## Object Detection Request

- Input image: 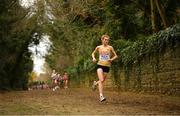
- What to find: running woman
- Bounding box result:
[63,72,69,89]
[91,34,118,102]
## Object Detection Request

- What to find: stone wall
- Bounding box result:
[109,46,180,96]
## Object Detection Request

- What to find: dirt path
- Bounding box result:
[0,88,180,115]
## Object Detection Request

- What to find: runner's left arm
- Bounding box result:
[109,46,118,62]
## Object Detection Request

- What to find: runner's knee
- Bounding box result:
[99,78,105,83]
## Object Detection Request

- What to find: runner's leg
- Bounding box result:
[97,68,105,97]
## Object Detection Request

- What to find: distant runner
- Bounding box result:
[51,70,60,91]
[91,34,118,102]
[63,72,69,89]
[51,69,57,87]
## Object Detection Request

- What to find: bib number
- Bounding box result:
[100,54,110,61]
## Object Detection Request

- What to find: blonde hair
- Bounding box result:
[101,34,110,40]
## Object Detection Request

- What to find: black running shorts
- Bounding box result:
[96,65,110,73]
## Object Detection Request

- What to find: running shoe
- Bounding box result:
[100,96,106,102]
[92,81,97,91]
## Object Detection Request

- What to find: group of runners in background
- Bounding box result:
[51,70,69,91]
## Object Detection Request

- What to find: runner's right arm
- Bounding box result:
[92,46,99,63]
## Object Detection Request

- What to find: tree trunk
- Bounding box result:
[150,0,158,33]
[154,0,168,28]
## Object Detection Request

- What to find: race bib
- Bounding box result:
[99,54,110,61]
